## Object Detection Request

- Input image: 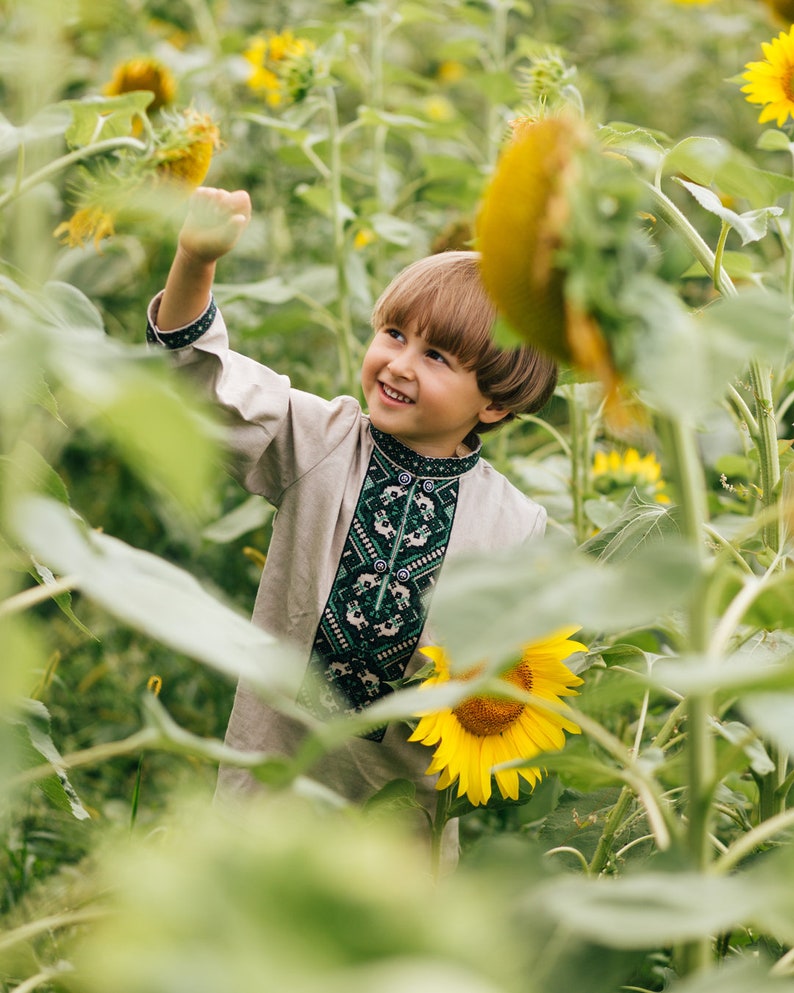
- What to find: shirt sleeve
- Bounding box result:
[144,292,363,505]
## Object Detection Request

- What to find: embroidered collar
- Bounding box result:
[369,424,480,479]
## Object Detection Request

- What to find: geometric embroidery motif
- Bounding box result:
[146,297,218,349]
[296,426,479,741]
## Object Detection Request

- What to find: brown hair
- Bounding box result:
[371,251,558,434]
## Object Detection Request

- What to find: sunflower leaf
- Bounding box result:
[675,178,782,245]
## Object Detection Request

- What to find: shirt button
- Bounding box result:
[398,471,412,486]
[396,568,410,582]
[422,479,435,493]
[374,558,388,573]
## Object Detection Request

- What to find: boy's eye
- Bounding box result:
[385,327,404,342]
[426,348,448,364]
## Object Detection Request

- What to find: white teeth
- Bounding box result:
[382,383,412,403]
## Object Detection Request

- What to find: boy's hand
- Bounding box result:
[178,187,252,264]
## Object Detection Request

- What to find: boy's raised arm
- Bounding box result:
[156,187,252,331]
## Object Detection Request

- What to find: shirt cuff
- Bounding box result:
[146,295,217,349]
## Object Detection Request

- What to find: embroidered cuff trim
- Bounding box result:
[146,297,217,349]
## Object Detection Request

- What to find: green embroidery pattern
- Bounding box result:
[297,427,478,741]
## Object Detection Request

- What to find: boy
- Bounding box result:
[146,187,558,813]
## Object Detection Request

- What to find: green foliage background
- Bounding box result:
[5,1,794,992]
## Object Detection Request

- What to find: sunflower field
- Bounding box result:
[7,0,794,990]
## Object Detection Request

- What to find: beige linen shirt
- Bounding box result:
[147,295,548,813]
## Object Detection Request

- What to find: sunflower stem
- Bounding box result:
[0,136,148,211]
[430,786,453,879]
[656,412,715,975]
[325,84,358,398]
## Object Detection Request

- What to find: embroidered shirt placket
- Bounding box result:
[297,428,479,740]
[373,475,417,613]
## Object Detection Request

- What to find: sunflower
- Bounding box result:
[592,448,671,504]
[409,628,586,807]
[243,29,317,106]
[103,56,176,112]
[152,109,221,190]
[54,204,116,250]
[742,28,794,128]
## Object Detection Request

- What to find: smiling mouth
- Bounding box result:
[380,382,414,404]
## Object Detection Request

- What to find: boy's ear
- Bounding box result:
[478,401,511,425]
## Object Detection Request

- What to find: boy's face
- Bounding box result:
[361,318,508,458]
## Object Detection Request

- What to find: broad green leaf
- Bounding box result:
[675,178,782,245]
[429,533,699,670]
[663,136,794,208]
[0,103,71,159]
[93,368,219,518]
[681,249,759,282]
[202,495,274,543]
[357,106,431,130]
[718,567,794,632]
[579,491,679,562]
[41,280,105,334]
[538,871,758,948]
[634,287,792,418]
[214,277,297,306]
[295,182,356,223]
[369,213,416,247]
[9,698,90,819]
[742,691,794,758]
[666,960,794,993]
[757,128,793,152]
[11,497,303,699]
[62,93,153,146]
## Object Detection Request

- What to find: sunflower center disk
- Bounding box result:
[452,662,532,737]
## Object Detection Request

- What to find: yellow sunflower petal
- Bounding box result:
[477,115,588,362]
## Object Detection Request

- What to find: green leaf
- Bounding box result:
[0,104,71,160]
[369,213,416,247]
[675,178,783,245]
[662,960,794,993]
[357,106,431,130]
[742,692,794,759]
[634,287,792,419]
[579,491,679,562]
[428,532,699,670]
[538,870,758,948]
[757,128,793,152]
[202,495,274,543]
[214,277,297,306]
[9,699,90,819]
[11,497,303,700]
[62,93,153,146]
[663,135,794,208]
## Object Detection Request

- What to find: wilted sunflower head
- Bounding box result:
[477,114,584,365]
[477,113,662,426]
[103,56,177,112]
[153,108,222,190]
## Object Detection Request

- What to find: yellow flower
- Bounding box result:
[742,28,794,128]
[424,95,455,123]
[592,448,671,504]
[103,56,176,112]
[54,204,116,250]
[437,60,465,84]
[243,30,317,106]
[477,115,584,364]
[353,228,377,250]
[409,629,586,807]
[153,109,221,189]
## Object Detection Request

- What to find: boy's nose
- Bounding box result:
[387,352,416,379]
